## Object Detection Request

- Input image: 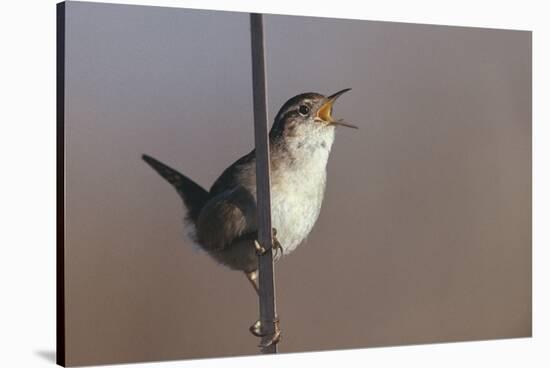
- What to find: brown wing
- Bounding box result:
[209,150,255,196]
[195,185,257,251]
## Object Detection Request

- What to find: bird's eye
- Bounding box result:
[298,105,310,116]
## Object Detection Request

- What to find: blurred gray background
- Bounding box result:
[63,1,531,365]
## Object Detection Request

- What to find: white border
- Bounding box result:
[0,1,547,367]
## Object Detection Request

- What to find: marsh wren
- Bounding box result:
[143,88,356,347]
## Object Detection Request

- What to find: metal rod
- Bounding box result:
[249,13,278,354]
[56,2,67,366]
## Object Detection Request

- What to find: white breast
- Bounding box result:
[269,127,334,256]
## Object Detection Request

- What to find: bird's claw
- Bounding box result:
[273,236,284,258]
[249,317,281,348]
[259,328,281,349]
[254,240,267,255]
[254,228,284,256]
[249,319,263,337]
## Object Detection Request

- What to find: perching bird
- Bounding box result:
[142,88,356,346]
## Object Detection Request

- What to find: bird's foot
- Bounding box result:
[273,231,284,258]
[249,317,281,348]
[249,319,263,337]
[254,228,284,257]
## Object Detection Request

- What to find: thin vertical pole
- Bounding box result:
[249,13,278,354]
[56,2,66,366]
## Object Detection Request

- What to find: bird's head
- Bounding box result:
[270,88,356,145]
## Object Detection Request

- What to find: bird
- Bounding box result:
[142,88,356,347]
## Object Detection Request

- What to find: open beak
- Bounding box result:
[316,88,358,129]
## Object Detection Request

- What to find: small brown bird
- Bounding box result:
[143,88,356,346]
